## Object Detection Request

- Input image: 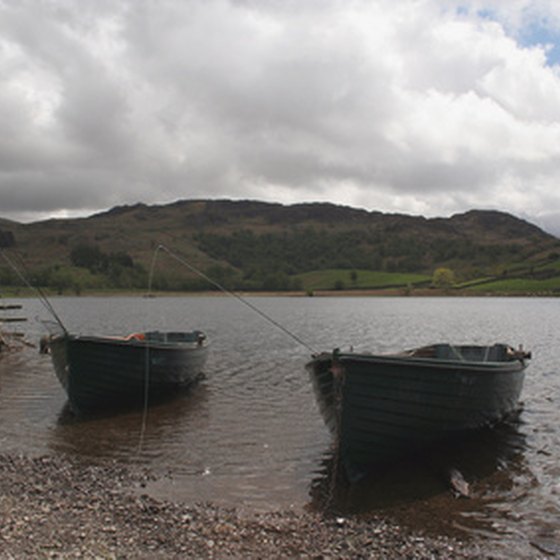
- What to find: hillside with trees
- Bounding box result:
[0,199,559,294]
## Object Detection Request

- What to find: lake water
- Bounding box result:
[1,295,559,557]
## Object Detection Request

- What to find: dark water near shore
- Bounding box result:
[1,296,559,556]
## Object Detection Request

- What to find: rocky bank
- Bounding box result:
[0,454,487,559]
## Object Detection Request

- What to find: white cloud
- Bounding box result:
[0,0,559,236]
[448,0,560,32]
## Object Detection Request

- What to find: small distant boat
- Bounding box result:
[306,343,531,479]
[48,330,209,413]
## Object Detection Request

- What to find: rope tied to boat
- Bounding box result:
[151,244,318,355]
[0,248,68,335]
[137,243,318,454]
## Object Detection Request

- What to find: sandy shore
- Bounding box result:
[0,454,487,559]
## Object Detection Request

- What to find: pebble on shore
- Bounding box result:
[0,454,482,559]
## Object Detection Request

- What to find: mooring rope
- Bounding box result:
[137,339,153,454]
[154,244,318,355]
[137,242,319,453]
[137,248,162,453]
[0,249,68,335]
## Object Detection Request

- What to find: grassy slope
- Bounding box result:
[467,276,560,292]
[2,200,560,294]
[297,269,431,291]
[297,259,560,294]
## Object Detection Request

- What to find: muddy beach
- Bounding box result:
[0,454,485,559]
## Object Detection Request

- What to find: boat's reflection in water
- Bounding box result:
[310,414,532,537]
[50,381,210,462]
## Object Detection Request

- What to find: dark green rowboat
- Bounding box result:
[306,343,530,479]
[49,330,209,413]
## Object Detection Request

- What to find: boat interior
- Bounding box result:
[404,343,529,362]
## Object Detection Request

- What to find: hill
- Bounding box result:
[0,199,559,293]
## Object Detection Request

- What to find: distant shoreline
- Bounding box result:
[2,287,559,298]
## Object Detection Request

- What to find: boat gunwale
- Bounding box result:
[309,351,527,373]
[52,332,209,351]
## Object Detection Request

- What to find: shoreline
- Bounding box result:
[0,453,482,559]
[2,287,559,298]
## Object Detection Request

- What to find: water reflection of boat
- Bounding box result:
[310,414,529,515]
[306,343,530,480]
[48,330,209,414]
[50,382,211,460]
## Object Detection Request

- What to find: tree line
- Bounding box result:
[194,228,523,277]
[0,227,541,294]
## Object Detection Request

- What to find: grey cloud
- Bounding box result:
[0,0,559,232]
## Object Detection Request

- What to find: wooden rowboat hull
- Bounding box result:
[306,343,529,478]
[49,331,209,413]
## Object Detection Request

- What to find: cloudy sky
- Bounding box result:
[1,0,560,235]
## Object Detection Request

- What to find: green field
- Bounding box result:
[467,277,560,293]
[297,263,560,294]
[296,269,431,291]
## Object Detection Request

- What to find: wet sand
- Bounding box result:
[0,454,485,559]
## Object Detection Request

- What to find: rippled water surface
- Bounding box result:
[1,296,559,556]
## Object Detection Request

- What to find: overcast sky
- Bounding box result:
[1,0,560,235]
